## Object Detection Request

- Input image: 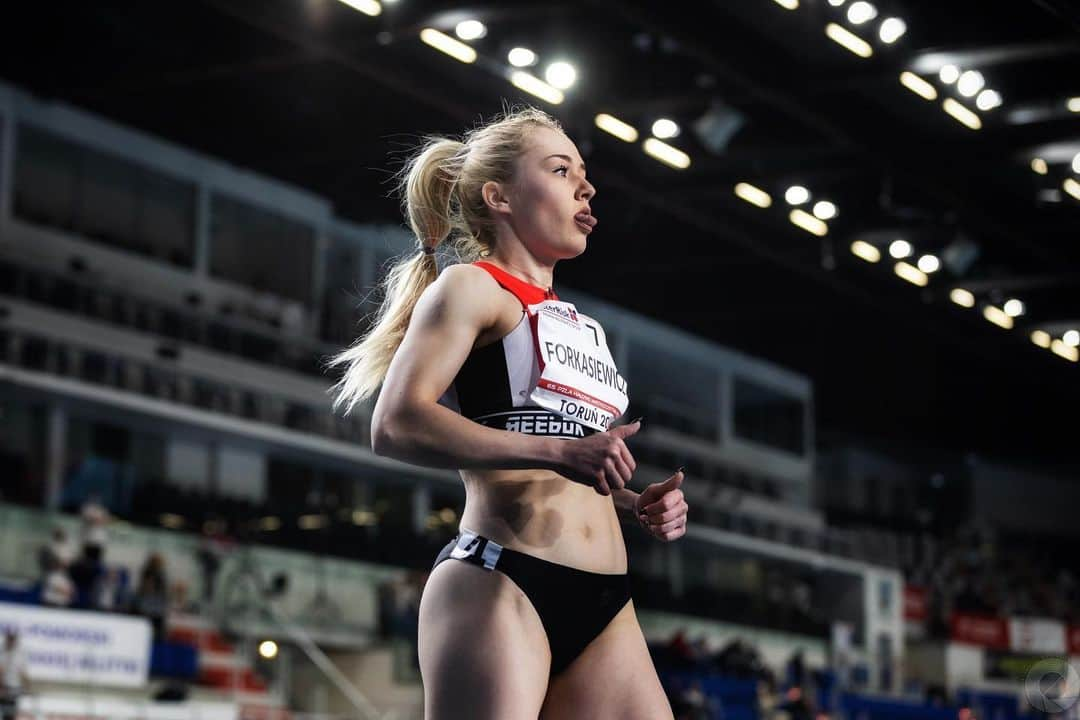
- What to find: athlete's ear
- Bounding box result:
[481,180,512,217]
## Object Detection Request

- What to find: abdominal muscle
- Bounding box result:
[457,467,628,575]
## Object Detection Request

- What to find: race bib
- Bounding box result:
[528,300,629,432]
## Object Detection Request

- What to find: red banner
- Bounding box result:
[904,585,928,622]
[1069,625,1080,655]
[950,613,1009,649]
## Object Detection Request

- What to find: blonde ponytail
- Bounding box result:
[328,107,563,415]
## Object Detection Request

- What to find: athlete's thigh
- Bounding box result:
[540,600,673,720]
[419,559,552,720]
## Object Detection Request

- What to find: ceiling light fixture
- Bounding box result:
[419,28,477,64]
[595,114,639,142]
[734,183,772,208]
[942,98,982,130]
[825,23,873,57]
[900,72,937,100]
[642,138,691,169]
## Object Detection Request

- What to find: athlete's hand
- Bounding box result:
[634,469,688,542]
[556,419,640,496]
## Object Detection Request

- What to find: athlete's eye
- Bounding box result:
[554,165,569,176]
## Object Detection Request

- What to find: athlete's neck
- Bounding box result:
[485,252,555,293]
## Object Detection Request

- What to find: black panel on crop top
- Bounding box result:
[437,262,595,439]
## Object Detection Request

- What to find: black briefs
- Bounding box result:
[433,529,632,676]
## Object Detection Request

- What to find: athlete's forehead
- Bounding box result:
[525,127,585,171]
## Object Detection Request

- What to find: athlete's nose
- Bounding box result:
[577,177,595,202]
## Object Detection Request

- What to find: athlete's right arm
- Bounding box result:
[369,264,634,494]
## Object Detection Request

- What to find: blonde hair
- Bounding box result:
[328,106,563,415]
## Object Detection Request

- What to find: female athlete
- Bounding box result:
[331,107,689,719]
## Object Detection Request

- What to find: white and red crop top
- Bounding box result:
[438,261,630,438]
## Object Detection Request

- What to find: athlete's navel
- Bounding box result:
[581,524,593,540]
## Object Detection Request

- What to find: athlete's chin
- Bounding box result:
[562,235,588,257]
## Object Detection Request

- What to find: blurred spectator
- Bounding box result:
[68,545,104,608]
[667,629,695,666]
[90,567,127,612]
[671,678,715,720]
[40,557,74,608]
[0,630,30,720]
[195,523,232,611]
[777,684,814,720]
[37,527,72,577]
[134,553,169,639]
[80,495,109,563]
[786,648,806,688]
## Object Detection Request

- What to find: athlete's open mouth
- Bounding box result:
[574,211,597,234]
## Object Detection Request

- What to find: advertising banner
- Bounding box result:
[1008,617,1066,655]
[0,602,151,687]
[950,613,1009,649]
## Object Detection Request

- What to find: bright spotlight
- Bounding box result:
[888,239,912,259]
[544,61,577,90]
[510,71,563,104]
[642,138,691,169]
[1052,339,1079,362]
[1073,152,1080,174]
[789,209,828,236]
[595,114,639,143]
[507,47,537,67]
[785,185,810,205]
[335,0,382,17]
[957,70,985,97]
[1003,298,1025,317]
[734,182,772,208]
[976,89,1002,111]
[917,254,940,273]
[847,1,878,24]
[454,20,486,41]
[943,98,982,130]
[1065,178,1080,201]
[826,23,873,57]
[1030,330,1051,348]
[983,306,1013,330]
[651,118,680,139]
[1067,97,1080,113]
[828,0,846,5]
[258,640,279,659]
[1064,329,1080,347]
[813,200,837,219]
[879,17,906,43]
[1030,157,1048,175]
[772,0,799,8]
[949,288,975,308]
[850,240,880,263]
[900,72,937,100]
[419,28,477,64]
[939,64,960,84]
[894,262,928,287]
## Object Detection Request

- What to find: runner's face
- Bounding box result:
[507,127,596,260]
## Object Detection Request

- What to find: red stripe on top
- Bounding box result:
[473,261,557,308]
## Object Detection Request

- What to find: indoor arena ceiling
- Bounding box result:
[3,0,1080,464]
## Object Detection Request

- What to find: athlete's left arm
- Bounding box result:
[612,488,641,525]
[618,470,688,542]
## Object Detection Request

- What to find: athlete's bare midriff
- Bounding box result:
[445,272,629,575]
[458,468,628,574]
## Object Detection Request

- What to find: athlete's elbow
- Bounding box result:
[370,415,400,457]
[370,403,418,458]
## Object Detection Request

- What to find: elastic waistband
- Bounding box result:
[446,528,627,579]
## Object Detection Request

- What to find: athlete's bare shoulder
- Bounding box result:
[413,262,504,331]
[432,262,502,297]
